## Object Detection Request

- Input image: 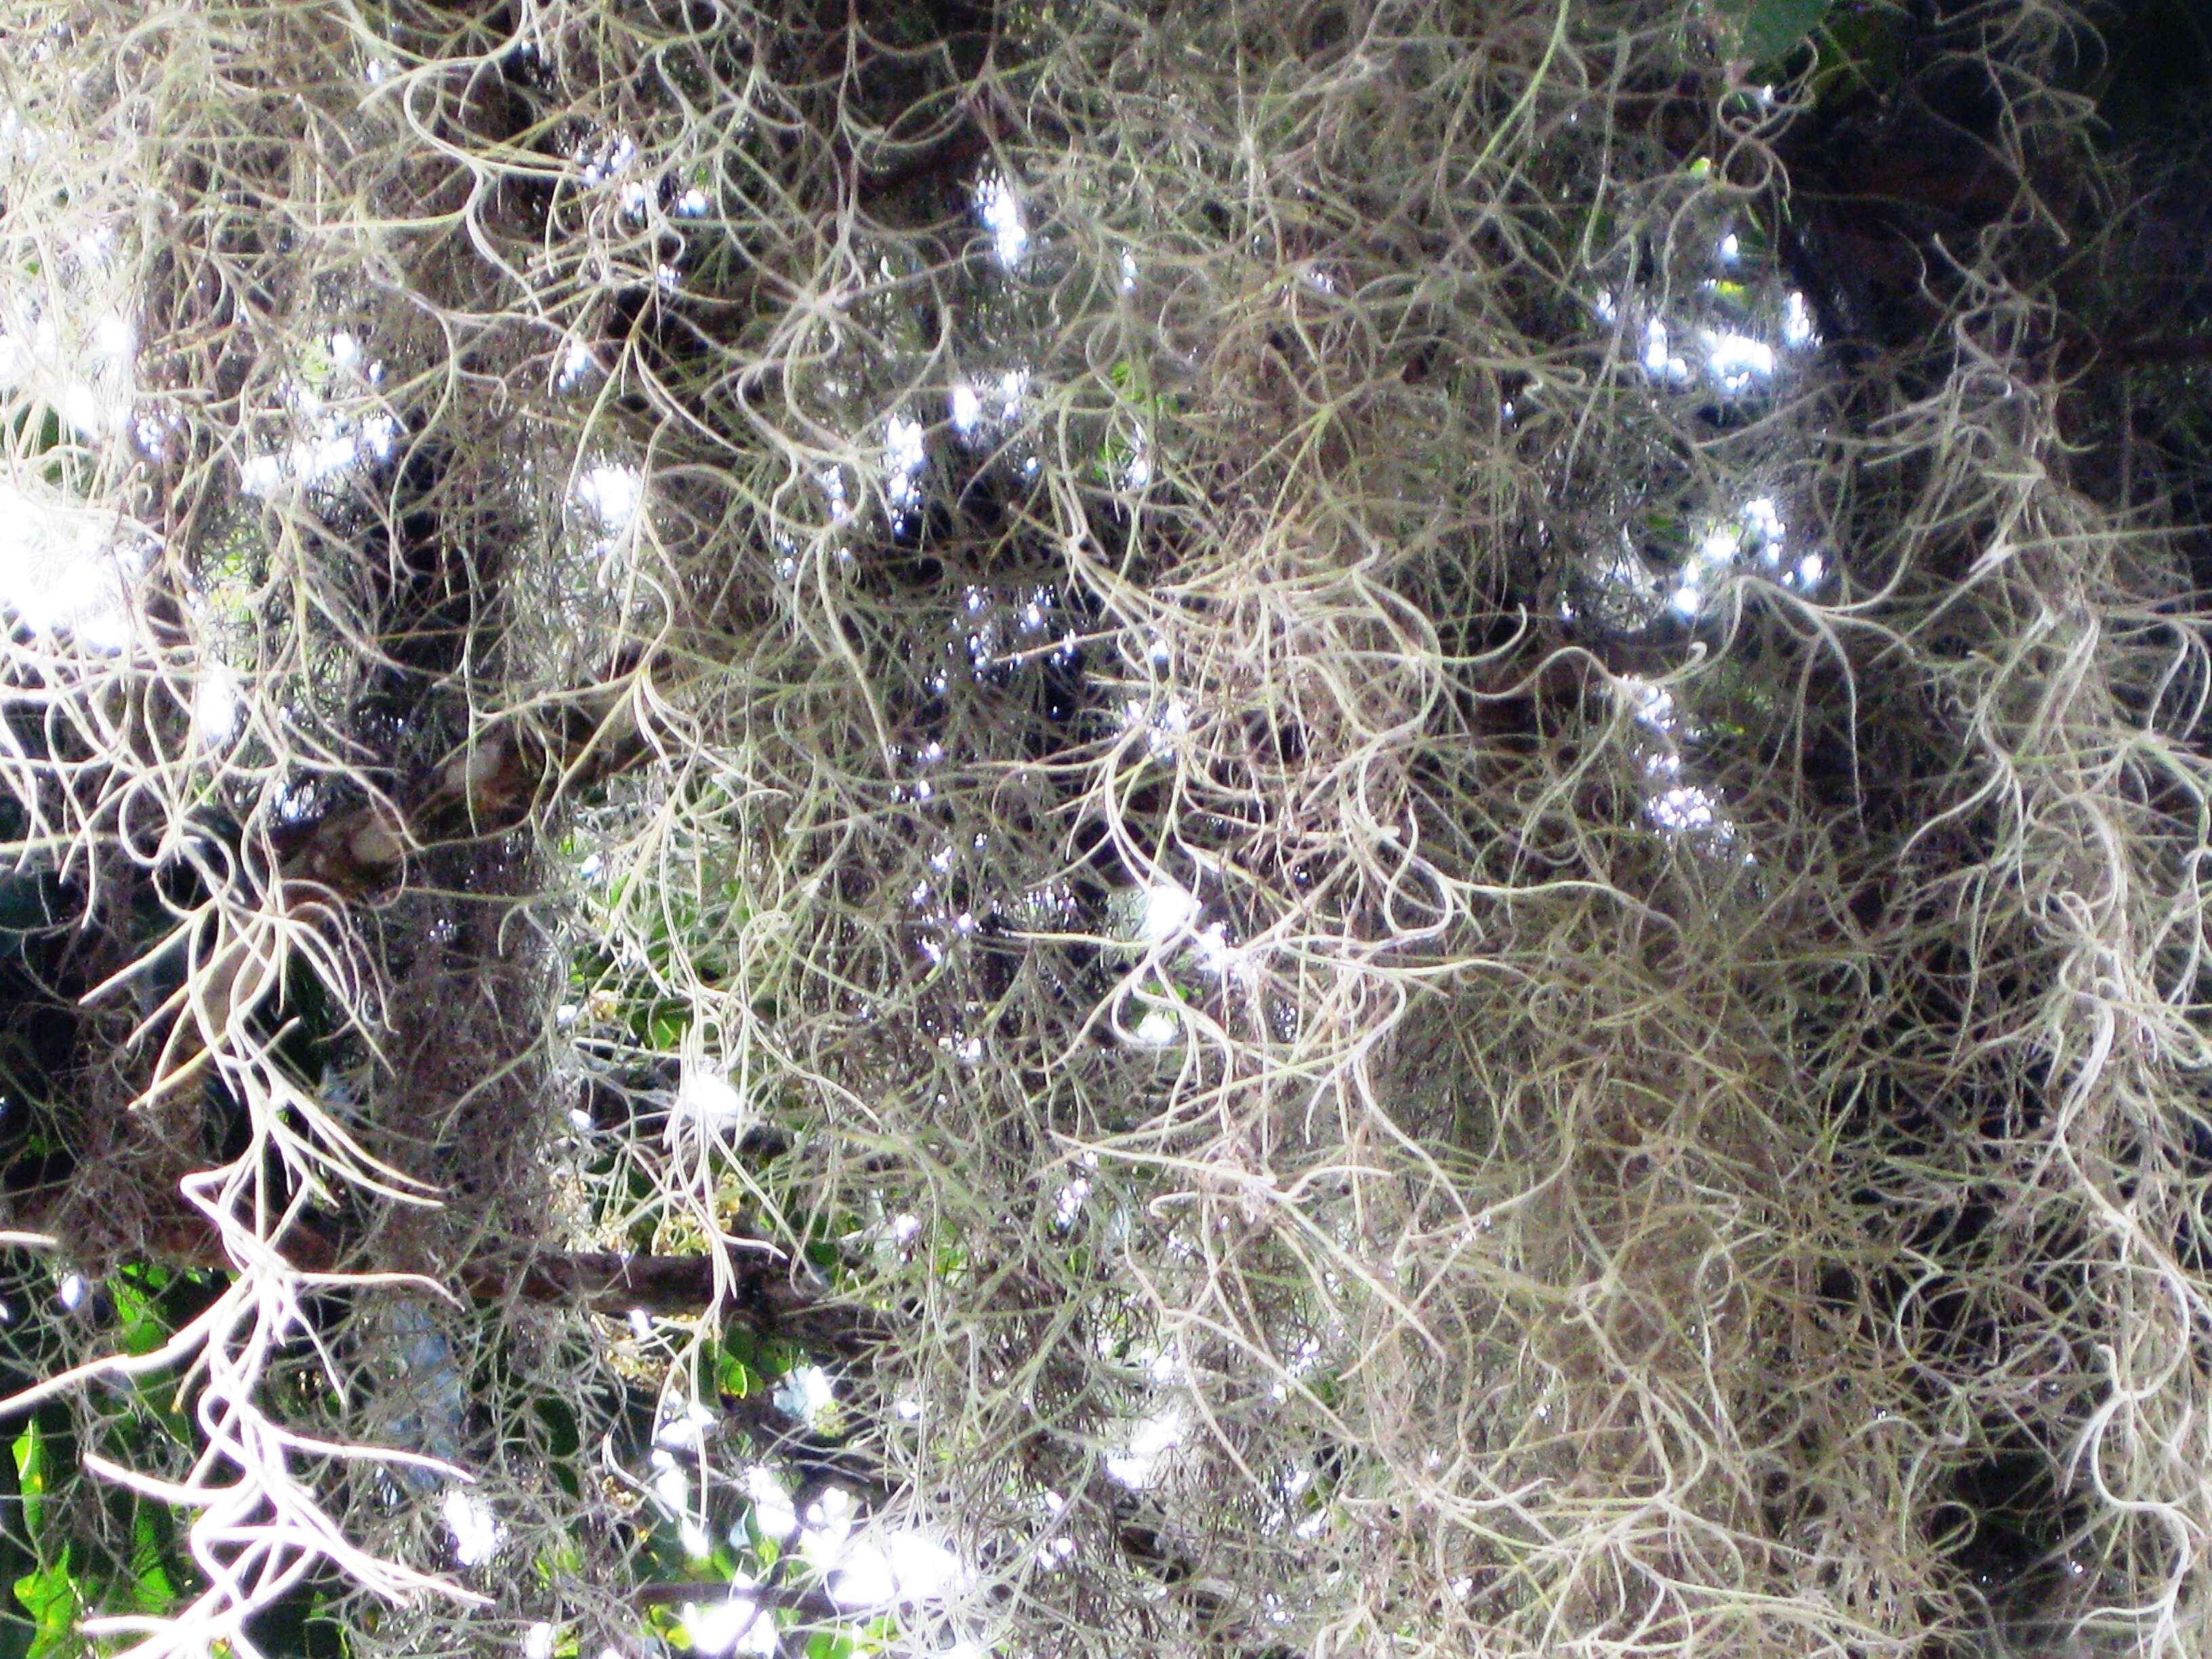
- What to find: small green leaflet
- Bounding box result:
[11,1559,77,1659]
[1712,0,1833,64]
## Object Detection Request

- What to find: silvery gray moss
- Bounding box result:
[0,3,2207,1657]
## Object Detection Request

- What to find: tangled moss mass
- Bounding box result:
[0,1,2210,1655]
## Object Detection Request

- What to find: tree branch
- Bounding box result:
[73,1202,892,1359]
[634,1581,850,1622]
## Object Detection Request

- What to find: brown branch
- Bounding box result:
[494,1249,890,1356]
[719,1388,894,1505]
[271,660,658,899]
[118,1204,889,1358]
[2093,331,2212,371]
[634,1581,851,1622]
[2049,318,2212,380]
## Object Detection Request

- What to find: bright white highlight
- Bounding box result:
[1108,1411,1184,1488]
[443,1489,503,1567]
[0,487,146,653]
[976,172,1029,268]
[239,410,402,497]
[1782,290,1816,347]
[676,1063,748,1130]
[885,413,927,507]
[192,665,244,750]
[575,464,642,531]
[681,1594,774,1658]
[1140,879,1201,943]
[797,1490,964,1610]
[1132,1006,1180,1046]
[1701,328,1776,392]
[776,1365,837,1425]
[747,1465,798,1538]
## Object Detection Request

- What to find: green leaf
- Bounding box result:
[108,1278,167,1359]
[717,1349,758,1399]
[0,1433,32,1659]
[125,1507,177,1614]
[10,1429,43,1546]
[533,1536,585,1589]
[12,1555,79,1659]
[1713,0,1832,64]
